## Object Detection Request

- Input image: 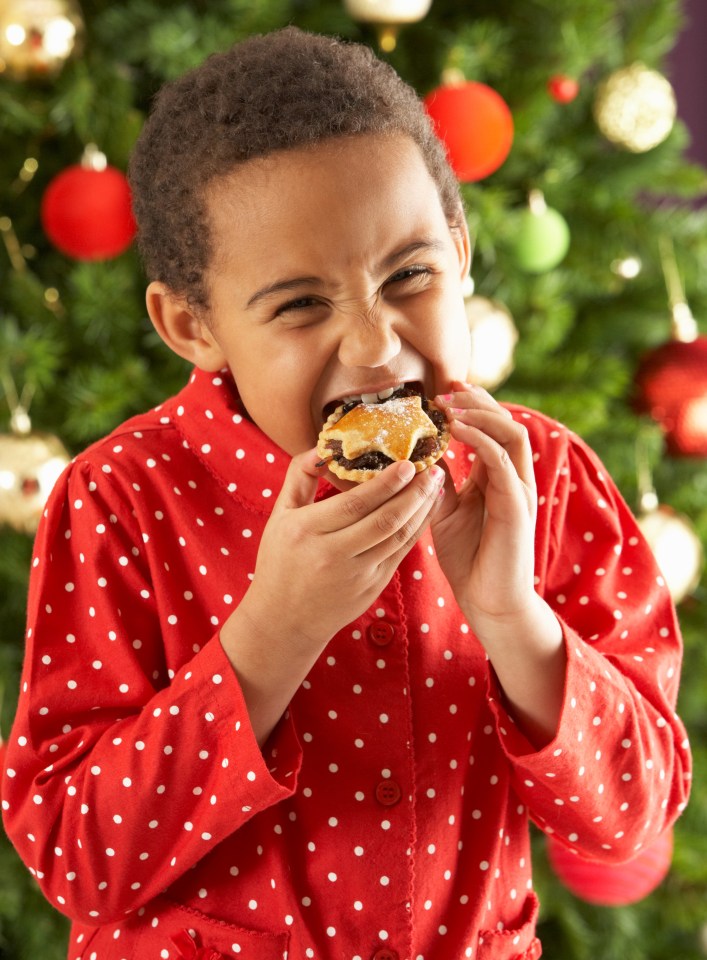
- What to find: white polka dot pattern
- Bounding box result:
[1,369,691,960]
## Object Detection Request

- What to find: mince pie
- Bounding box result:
[317,387,450,483]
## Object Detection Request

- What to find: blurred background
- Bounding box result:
[0,1,705,958]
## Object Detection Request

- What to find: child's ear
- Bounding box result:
[146,282,226,372]
[449,208,472,281]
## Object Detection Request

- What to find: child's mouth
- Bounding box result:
[321,381,424,424]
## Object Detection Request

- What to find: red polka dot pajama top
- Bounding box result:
[1,367,691,960]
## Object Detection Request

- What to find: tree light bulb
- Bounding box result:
[5,23,25,45]
[43,16,76,58]
[611,256,642,279]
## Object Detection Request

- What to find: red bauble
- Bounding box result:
[633,336,707,456]
[547,831,673,906]
[548,74,580,103]
[41,164,136,261]
[423,81,514,182]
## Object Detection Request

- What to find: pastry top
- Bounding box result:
[317,393,450,483]
[323,395,437,462]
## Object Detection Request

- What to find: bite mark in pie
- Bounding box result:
[317,389,450,482]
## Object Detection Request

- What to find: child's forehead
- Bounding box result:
[207,133,431,207]
[203,135,445,271]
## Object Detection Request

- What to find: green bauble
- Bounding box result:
[511,201,570,274]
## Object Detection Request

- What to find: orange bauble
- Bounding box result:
[423,80,514,182]
[547,831,674,906]
[41,164,136,261]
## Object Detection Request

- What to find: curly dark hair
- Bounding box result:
[128,26,462,312]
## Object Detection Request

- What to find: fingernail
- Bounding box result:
[429,465,444,483]
[438,393,454,403]
[398,460,416,482]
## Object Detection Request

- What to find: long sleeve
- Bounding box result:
[0,372,695,960]
[1,459,302,925]
[486,412,691,862]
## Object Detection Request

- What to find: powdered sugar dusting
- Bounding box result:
[326,395,437,462]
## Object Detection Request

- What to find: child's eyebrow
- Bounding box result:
[246,238,445,309]
[380,237,446,269]
[247,276,320,308]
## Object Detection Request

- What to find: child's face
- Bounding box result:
[200,133,472,457]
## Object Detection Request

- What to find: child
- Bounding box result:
[2,26,691,960]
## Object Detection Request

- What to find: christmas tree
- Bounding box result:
[1,1,705,958]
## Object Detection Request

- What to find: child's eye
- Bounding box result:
[387,265,432,285]
[273,296,329,329]
[276,296,320,315]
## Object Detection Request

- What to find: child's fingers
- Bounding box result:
[310,459,429,534]
[275,447,331,511]
[436,386,535,491]
[448,408,535,490]
[443,382,513,419]
[346,464,445,556]
[372,480,445,573]
[277,450,444,553]
[448,379,504,399]
[273,447,420,514]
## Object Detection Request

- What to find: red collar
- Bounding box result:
[159,366,469,513]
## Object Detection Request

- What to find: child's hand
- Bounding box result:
[431,382,539,641]
[249,448,445,647]
[222,449,444,744]
[431,382,567,747]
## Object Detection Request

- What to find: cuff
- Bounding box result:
[190,632,303,806]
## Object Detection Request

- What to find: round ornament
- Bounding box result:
[0,0,84,80]
[637,502,703,604]
[343,0,431,51]
[423,80,514,182]
[548,74,579,104]
[547,830,674,906]
[343,0,432,17]
[510,191,570,274]
[593,63,676,153]
[673,394,707,457]
[0,430,70,534]
[41,145,136,260]
[633,331,707,457]
[465,296,518,390]
[610,255,642,280]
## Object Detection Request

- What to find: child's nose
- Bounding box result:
[337,312,402,368]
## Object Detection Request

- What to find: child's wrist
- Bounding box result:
[465,594,563,655]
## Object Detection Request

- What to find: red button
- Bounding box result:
[372,950,398,960]
[375,780,402,806]
[368,621,395,646]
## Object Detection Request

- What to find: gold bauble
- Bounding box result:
[0,0,85,80]
[465,296,519,390]
[0,431,70,534]
[593,63,676,153]
[636,503,703,604]
[343,0,432,22]
[343,0,432,51]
